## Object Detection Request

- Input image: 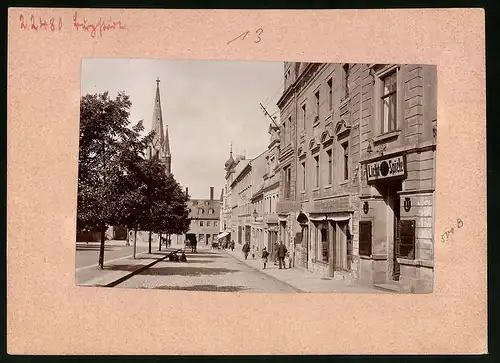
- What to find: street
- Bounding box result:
[116,247,297,292]
[76,241,150,269]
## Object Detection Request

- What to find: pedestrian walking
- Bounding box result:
[242,242,250,260]
[277,241,288,269]
[251,245,256,259]
[261,247,270,269]
[231,240,235,251]
[273,241,279,266]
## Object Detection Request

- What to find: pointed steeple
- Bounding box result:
[163,124,172,175]
[151,77,164,158]
[224,142,235,171]
[163,125,171,157]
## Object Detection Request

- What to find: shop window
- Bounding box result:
[359,221,372,256]
[314,222,329,263]
[381,70,398,134]
[320,226,329,263]
[397,220,416,259]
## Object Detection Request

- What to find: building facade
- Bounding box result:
[248,150,268,251]
[275,62,437,293]
[184,187,221,247]
[220,148,248,246]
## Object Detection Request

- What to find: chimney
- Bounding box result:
[210,186,214,201]
[185,187,189,199]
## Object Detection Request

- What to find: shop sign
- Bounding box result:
[276,200,301,214]
[310,197,351,213]
[366,154,406,183]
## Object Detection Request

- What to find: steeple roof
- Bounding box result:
[152,77,164,150]
[224,142,235,170]
[163,125,171,156]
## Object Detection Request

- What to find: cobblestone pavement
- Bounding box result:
[116,247,297,292]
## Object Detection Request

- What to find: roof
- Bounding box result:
[186,198,221,219]
[230,159,251,186]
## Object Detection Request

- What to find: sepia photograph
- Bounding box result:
[76,59,437,294]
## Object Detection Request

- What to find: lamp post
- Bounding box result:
[252,209,258,221]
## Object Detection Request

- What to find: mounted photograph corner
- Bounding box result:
[75,59,437,294]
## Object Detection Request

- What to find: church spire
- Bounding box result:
[163,125,171,157]
[150,77,164,159]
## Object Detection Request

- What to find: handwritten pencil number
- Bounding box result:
[228,28,263,45]
[254,28,263,43]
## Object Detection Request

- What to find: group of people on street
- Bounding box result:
[241,240,289,270]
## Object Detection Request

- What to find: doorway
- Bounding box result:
[388,182,402,281]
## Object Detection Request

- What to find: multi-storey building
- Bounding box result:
[275,62,437,293]
[183,187,221,247]
[258,122,281,252]
[221,149,248,246]
[248,150,268,251]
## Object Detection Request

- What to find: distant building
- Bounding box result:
[183,187,221,247]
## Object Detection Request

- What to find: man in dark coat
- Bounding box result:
[242,242,250,260]
[277,241,288,269]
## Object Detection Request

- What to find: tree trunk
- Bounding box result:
[159,233,162,251]
[148,231,152,254]
[98,221,106,269]
[133,226,138,259]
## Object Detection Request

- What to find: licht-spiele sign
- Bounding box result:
[366,154,406,183]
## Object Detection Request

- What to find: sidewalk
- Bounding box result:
[76,247,183,287]
[225,249,391,294]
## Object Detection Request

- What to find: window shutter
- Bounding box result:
[359,221,372,256]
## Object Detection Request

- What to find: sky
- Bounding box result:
[81,59,284,200]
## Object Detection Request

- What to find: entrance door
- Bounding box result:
[391,184,402,281]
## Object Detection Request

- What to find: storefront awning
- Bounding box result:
[216,231,230,239]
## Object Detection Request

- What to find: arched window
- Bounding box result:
[208,208,214,215]
[198,208,204,214]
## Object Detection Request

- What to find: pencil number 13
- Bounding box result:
[227,28,263,45]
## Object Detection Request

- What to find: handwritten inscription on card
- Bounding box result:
[227,28,263,45]
[18,12,126,38]
[441,218,464,243]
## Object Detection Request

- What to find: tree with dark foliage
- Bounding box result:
[77,91,190,268]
